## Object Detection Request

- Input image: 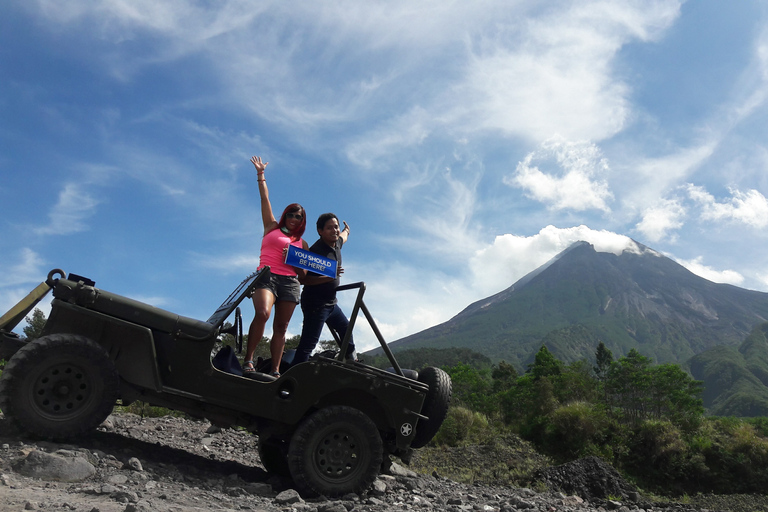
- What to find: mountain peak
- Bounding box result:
[383,240,768,370]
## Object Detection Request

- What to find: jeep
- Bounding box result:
[0,268,451,496]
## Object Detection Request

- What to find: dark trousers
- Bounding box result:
[294,304,355,364]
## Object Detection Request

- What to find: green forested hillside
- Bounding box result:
[687,323,768,417]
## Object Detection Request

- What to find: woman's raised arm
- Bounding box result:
[251,156,278,233]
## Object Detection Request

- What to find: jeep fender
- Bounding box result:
[45,299,162,392]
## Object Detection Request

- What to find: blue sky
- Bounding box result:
[2,1,768,352]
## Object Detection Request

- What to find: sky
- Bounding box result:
[2,0,768,353]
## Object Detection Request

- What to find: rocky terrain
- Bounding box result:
[0,411,765,512]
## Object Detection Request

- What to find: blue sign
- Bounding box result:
[285,245,337,278]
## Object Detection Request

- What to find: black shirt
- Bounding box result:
[300,237,342,308]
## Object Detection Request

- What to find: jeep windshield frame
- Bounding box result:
[206,267,270,328]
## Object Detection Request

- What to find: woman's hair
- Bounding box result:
[277,203,307,240]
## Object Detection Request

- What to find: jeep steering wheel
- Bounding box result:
[232,307,243,353]
[220,307,243,353]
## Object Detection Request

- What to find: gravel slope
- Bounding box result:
[0,412,766,512]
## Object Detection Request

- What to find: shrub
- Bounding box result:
[541,401,614,461]
[699,420,768,493]
[432,405,496,446]
[624,419,707,494]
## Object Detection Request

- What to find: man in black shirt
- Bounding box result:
[293,213,356,364]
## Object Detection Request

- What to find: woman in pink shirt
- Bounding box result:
[244,156,308,378]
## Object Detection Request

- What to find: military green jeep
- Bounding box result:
[0,268,451,497]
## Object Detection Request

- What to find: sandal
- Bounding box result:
[270,371,281,378]
[243,360,256,373]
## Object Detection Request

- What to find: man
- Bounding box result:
[293,213,357,364]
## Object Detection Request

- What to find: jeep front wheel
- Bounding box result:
[0,334,119,439]
[287,406,383,497]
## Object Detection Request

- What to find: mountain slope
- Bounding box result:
[687,322,768,417]
[382,241,768,370]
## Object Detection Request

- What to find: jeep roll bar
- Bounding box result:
[333,281,405,377]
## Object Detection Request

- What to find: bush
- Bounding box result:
[432,406,497,446]
[699,419,768,493]
[541,401,614,461]
[624,419,707,494]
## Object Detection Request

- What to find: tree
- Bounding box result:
[285,334,301,350]
[558,360,599,404]
[444,363,496,415]
[318,338,339,353]
[647,364,704,431]
[492,360,518,393]
[594,341,613,381]
[23,308,47,340]
[500,373,559,439]
[527,345,563,380]
[607,350,704,430]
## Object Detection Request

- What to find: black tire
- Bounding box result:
[386,367,419,380]
[287,406,383,497]
[257,436,291,477]
[0,334,119,439]
[410,366,452,448]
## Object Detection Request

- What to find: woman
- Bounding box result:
[243,155,308,378]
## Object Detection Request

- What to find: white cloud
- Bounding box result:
[337,1,683,165]
[469,225,644,298]
[0,248,50,334]
[0,248,47,287]
[687,184,768,228]
[758,272,768,290]
[24,0,684,166]
[454,1,682,142]
[31,0,263,61]
[34,183,100,236]
[635,198,686,243]
[506,137,613,212]
[344,107,432,169]
[675,256,745,286]
[617,141,718,213]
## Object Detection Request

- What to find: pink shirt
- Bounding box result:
[258,228,304,276]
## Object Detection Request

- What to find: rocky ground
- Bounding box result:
[0,412,766,512]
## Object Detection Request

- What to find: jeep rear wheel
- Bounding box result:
[287,406,382,497]
[0,334,118,439]
[411,366,452,448]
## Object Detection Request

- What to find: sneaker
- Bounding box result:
[345,351,358,363]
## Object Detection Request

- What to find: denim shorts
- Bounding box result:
[254,273,301,303]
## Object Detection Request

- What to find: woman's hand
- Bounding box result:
[251,156,268,173]
[254,155,276,231]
